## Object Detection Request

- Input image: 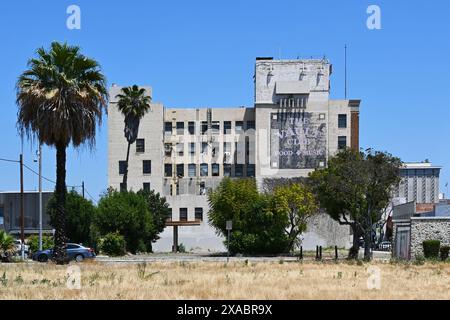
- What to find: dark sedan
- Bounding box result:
[32,243,96,262]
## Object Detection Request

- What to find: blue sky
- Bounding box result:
[0,0,449,201]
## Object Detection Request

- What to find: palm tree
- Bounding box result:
[0,230,16,262]
[116,85,151,191]
[16,42,107,264]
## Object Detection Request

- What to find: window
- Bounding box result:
[119,161,127,175]
[212,142,219,158]
[338,114,347,128]
[246,164,255,177]
[167,208,172,221]
[235,121,243,134]
[223,142,231,162]
[188,121,195,135]
[201,121,208,135]
[189,143,195,156]
[200,163,209,176]
[223,164,232,177]
[142,160,151,174]
[246,121,255,131]
[0,206,4,226]
[235,164,244,177]
[164,164,172,177]
[211,121,220,135]
[176,164,184,177]
[212,164,220,176]
[164,122,172,135]
[188,164,197,177]
[176,122,184,135]
[338,136,347,150]
[224,121,232,134]
[199,181,206,195]
[67,244,79,250]
[179,208,188,221]
[176,143,184,156]
[120,183,126,192]
[201,142,208,155]
[195,208,203,221]
[143,183,150,192]
[164,143,172,157]
[136,139,145,153]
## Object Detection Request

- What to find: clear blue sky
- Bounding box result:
[1,0,449,201]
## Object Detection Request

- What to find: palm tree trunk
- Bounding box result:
[53,143,68,265]
[122,142,131,191]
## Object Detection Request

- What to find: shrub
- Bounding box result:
[96,189,170,254]
[27,235,54,253]
[422,240,440,259]
[439,246,449,261]
[100,232,126,256]
[47,189,96,246]
[208,178,290,255]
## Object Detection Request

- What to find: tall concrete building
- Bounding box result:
[108,58,361,252]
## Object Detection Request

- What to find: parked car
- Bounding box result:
[14,239,30,255]
[32,243,95,263]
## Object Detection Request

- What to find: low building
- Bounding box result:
[0,191,53,236]
[392,200,450,259]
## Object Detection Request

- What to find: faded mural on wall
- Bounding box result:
[270,112,327,169]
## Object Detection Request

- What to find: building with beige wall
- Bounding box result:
[108,57,361,252]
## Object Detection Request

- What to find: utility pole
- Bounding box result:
[19,154,25,260]
[82,181,85,198]
[38,144,43,251]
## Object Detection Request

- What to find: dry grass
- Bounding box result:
[0,260,449,300]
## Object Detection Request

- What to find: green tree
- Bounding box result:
[137,189,171,251]
[208,178,289,254]
[115,85,151,191]
[273,183,318,252]
[16,42,107,264]
[95,189,164,253]
[309,148,401,260]
[47,189,96,246]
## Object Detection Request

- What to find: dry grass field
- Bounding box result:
[0,260,449,300]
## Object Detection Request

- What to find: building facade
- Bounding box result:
[108,58,361,252]
[0,191,53,236]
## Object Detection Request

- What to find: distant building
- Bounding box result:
[393,162,441,204]
[108,57,361,252]
[0,191,53,236]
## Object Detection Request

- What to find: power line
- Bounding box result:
[84,187,98,203]
[21,162,82,189]
[0,157,20,163]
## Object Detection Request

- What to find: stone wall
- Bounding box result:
[410,217,450,258]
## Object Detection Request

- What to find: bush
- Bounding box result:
[208,178,290,255]
[440,246,449,261]
[99,232,126,256]
[47,189,96,246]
[423,240,440,259]
[27,235,54,253]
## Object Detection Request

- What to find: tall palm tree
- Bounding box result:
[16,42,107,264]
[116,85,151,191]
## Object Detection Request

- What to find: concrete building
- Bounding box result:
[108,57,361,252]
[0,191,53,236]
[392,162,441,205]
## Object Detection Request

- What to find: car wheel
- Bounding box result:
[38,254,48,263]
[75,254,84,262]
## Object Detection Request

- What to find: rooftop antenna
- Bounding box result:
[344,44,348,99]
